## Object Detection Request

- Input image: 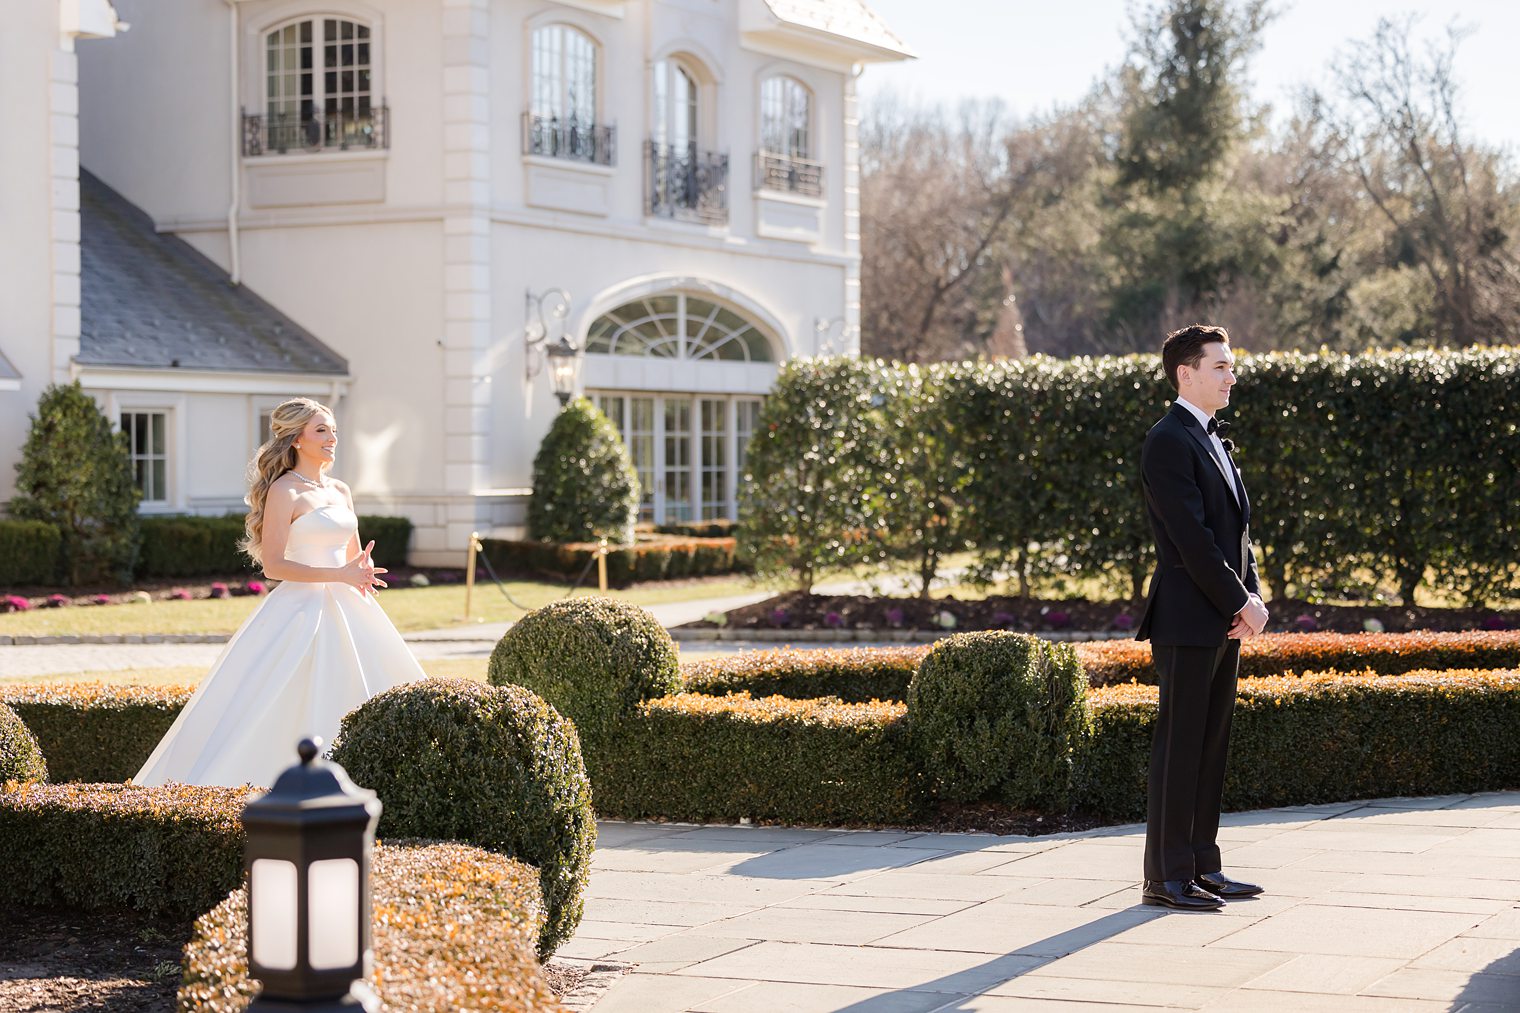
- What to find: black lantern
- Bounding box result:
[244,738,382,1012]
[546,334,580,405]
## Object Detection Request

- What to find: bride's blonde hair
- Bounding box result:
[241,397,334,566]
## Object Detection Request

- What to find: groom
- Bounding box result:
[1136,324,1269,911]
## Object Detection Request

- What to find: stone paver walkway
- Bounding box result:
[567,792,1520,1011]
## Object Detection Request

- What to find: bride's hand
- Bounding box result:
[364,540,389,592]
[340,540,387,594]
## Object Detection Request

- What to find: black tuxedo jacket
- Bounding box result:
[1136,403,1259,647]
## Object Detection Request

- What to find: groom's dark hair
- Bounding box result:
[1162,324,1230,391]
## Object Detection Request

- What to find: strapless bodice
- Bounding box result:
[284,504,357,567]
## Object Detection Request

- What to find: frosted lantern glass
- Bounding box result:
[251,858,298,970]
[307,857,360,970]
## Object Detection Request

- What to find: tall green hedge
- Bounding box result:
[740,349,1520,604]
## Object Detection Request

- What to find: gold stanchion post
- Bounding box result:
[597,537,609,593]
[464,531,480,621]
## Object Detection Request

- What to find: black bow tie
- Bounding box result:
[1206,418,1230,436]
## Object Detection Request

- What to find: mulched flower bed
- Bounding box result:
[0,908,185,1013]
[694,590,1520,634]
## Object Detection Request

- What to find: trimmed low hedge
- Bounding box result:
[0,519,63,586]
[1077,669,1520,821]
[131,513,412,579]
[136,514,253,579]
[682,646,927,702]
[331,678,595,957]
[1077,630,1520,687]
[0,781,252,921]
[358,514,413,570]
[179,839,562,1013]
[654,519,737,538]
[480,535,741,587]
[676,631,1520,701]
[593,692,925,825]
[0,683,194,783]
[0,703,48,784]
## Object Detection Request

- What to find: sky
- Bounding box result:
[857,0,1520,153]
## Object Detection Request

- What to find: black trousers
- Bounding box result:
[1143,640,1241,883]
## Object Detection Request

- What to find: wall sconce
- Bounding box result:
[525,288,580,406]
[244,738,381,1012]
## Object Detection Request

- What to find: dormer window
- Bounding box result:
[243,17,388,156]
[756,75,821,197]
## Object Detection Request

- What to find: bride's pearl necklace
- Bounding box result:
[289,470,328,489]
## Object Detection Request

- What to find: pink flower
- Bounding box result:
[170,588,192,601]
[92,594,111,606]
[46,594,69,608]
[1293,614,1318,633]
[823,611,845,628]
[210,582,230,600]
[1046,610,1071,630]
[3,595,31,612]
[245,580,267,595]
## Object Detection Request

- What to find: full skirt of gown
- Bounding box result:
[133,503,427,788]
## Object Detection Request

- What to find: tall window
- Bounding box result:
[121,411,168,505]
[653,59,697,150]
[255,18,383,154]
[760,76,811,160]
[594,393,763,523]
[533,25,596,126]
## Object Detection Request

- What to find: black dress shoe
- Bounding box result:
[1195,871,1263,898]
[1141,879,1223,910]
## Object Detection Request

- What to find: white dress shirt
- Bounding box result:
[1176,397,1239,505]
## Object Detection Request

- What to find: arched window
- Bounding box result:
[586,294,773,362]
[526,25,611,164]
[760,76,811,160]
[653,58,698,150]
[254,17,383,154]
[757,75,819,196]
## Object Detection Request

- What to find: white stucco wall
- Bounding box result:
[56,0,887,562]
[0,1,91,509]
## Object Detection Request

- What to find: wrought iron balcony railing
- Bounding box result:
[646,142,729,225]
[522,112,616,166]
[754,150,824,198]
[241,105,389,157]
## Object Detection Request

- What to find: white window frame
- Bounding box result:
[590,391,763,523]
[107,393,185,513]
[531,23,600,126]
[759,74,813,160]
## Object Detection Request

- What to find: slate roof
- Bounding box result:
[78,171,348,375]
[763,0,913,57]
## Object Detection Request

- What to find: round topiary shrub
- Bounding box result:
[907,631,1089,807]
[330,678,594,957]
[527,397,639,545]
[488,596,680,756]
[0,704,47,784]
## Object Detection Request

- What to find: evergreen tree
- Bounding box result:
[11,382,141,584]
[527,398,639,545]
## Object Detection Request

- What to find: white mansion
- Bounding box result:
[0,0,910,564]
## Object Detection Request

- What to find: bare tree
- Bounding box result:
[860,98,1021,361]
[1322,19,1520,346]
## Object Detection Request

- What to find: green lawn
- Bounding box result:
[0,576,769,638]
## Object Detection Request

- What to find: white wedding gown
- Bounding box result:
[134,503,427,788]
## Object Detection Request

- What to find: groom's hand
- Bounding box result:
[1229,594,1269,638]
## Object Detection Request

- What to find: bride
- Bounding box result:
[135,397,428,788]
